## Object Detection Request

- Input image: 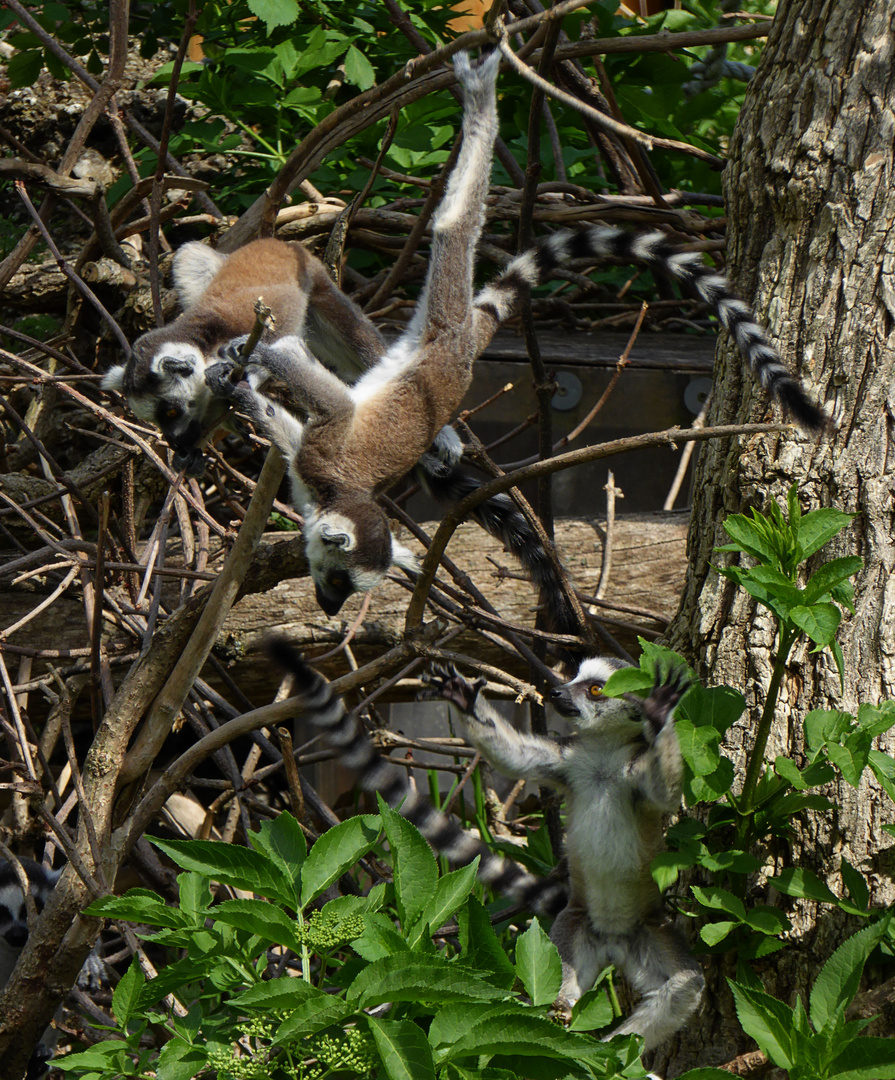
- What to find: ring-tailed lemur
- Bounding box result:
[1,857,65,1079]
[104,50,826,620]
[270,640,704,1051]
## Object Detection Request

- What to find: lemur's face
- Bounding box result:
[550,657,636,733]
[304,509,390,616]
[103,342,224,476]
[0,858,58,953]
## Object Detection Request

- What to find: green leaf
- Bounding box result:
[85,888,192,928]
[790,603,841,647]
[743,906,791,936]
[802,557,863,605]
[839,859,869,912]
[300,814,380,908]
[415,859,479,942]
[111,957,144,1025]
[721,514,779,563]
[727,981,794,1068]
[809,918,890,1030]
[211,898,301,951]
[7,50,44,88]
[601,666,653,696]
[250,812,306,884]
[827,1036,895,1079]
[700,920,737,947]
[691,885,746,920]
[149,836,295,908]
[247,0,299,33]
[457,896,516,989]
[348,953,509,1009]
[796,508,855,560]
[678,1071,744,1079]
[367,1016,437,1080]
[439,1013,605,1064]
[156,1036,208,1080]
[651,849,696,891]
[353,912,410,962]
[677,683,746,736]
[377,797,438,930]
[869,749,895,802]
[344,43,376,90]
[232,977,325,1010]
[568,980,614,1032]
[272,996,355,1043]
[515,918,563,1006]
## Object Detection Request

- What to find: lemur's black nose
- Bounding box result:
[549,687,564,702]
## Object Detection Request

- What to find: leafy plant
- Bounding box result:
[61,805,727,1080]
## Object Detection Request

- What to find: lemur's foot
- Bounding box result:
[204,358,247,398]
[421,663,487,714]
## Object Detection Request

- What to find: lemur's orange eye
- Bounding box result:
[588,684,602,699]
[166,407,180,420]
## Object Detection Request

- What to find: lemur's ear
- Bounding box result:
[101,365,126,392]
[391,540,420,574]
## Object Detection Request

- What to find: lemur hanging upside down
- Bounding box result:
[270,640,704,1051]
[104,50,826,620]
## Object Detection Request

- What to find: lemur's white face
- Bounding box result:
[0,861,58,955]
[550,657,638,733]
[304,511,389,616]
[103,343,222,476]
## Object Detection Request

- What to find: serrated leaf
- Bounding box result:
[515,918,562,1006]
[790,603,841,647]
[839,859,869,912]
[232,977,324,1010]
[439,1013,603,1064]
[344,43,376,90]
[810,918,890,1030]
[569,980,614,1032]
[247,0,299,33]
[744,906,791,935]
[156,1036,208,1080]
[300,814,380,908]
[250,812,306,883]
[367,1016,436,1080]
[414,859,478,943]
[727,981,794,1067]
[111,957,144,1025]
[353,912,410,962]
[601,667,653,697]
[272,995,355,1043]
[85,888,191,928]
[348,953,509,1009]
[149,836,295,907]
[721,515,778,563]
[796,508,854,560]
[377,798,437,930]
[457,896,516,989]
[827,1036,895,1078]
[211,898,301,951]
[803,556,863,605]
[691,885,746,920]
[7,50,44,88]
[700,920,737,947]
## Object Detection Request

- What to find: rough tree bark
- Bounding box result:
[662,1,895,1075]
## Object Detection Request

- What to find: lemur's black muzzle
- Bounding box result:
[315,581,352,617]
[549,686,579,717]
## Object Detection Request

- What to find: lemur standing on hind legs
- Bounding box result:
[269,640,705,1052]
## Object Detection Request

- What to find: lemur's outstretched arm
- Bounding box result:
[423,664,569,788]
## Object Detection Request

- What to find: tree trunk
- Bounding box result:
[662,1,895,1074]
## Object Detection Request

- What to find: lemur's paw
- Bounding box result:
[548,998,573,1028]
[640,661,694,732]
[453,48,500,95]
[421,663,487,714]
[204,359,245,398]
[77,950,108,993]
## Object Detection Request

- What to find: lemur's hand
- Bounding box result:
[421,663,487,714]
[627,661,693,737]
[204,358,246,398]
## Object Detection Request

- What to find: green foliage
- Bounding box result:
[64,811,671,1079]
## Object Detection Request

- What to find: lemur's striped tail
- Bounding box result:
[269,640,567,917]
[475,225,829,433]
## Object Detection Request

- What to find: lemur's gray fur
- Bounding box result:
[0,857,103,1078]
[104,50,825,619]
[270,641,704,1051]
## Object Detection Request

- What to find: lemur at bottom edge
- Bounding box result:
[271,641,705,1053]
